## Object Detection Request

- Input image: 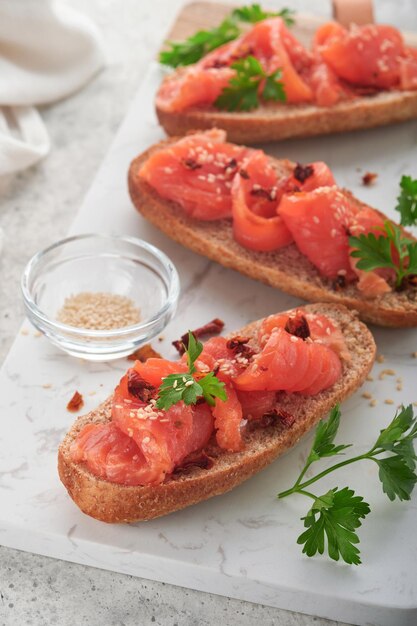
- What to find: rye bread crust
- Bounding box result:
[128,138,417,328]
[58,303,375,524]
[156,89,417,144]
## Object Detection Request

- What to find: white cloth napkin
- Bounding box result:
[0,0,104,175]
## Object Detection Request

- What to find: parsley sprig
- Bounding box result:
[159,18,240,68]
[349,221,417,289]
[159,4,295,67]
[395,175,417,227]
[155,332,227,411]
[231,4,295,25]
[278,405,417,565]
[215,55,286,111]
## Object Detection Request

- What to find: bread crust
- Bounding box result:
[58,303,375,523]
[128,139,417,328]
[156,75,417,145]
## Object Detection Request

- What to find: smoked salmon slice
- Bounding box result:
[234,327,342,394]
[231,151,293,252]
[278,187,358,280]
[139,129,251,220]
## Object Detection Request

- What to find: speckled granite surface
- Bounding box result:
[0,1,416,625]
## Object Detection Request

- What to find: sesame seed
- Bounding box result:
[313,216,320,224]
[42,383,52,389]
[57,292,141,330]
[378,369,396,380]
[173,380,178,389]
[369,399,377,407]
[384,399,394,405]
[142,436,151,444]
[366,375,374,382]
[185,380,194,387]
[163,167,173,174]
[412,352,417,359]
[376,354,385,363]
[362,392,372,399]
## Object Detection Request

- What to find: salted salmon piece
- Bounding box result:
[399,47,417,90]
[318,23,404,89]
[231,152,293,252]
[278,187,358,279]
[234,327,342,395]
[213,381,244,451]
[235,389,277,420]
[259,310,351,362]
[242,19,313,103]
[194,336,246,380]
[133,358,187,387]
[156,65,234,113]
[139,130,250,221]
[70,422,151,486]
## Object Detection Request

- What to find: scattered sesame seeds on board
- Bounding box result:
[57,292,141,330]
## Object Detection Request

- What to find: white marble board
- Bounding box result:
[1,52,417,626]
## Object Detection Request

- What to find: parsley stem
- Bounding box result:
[278,452,372,499]
[297,489,317,500]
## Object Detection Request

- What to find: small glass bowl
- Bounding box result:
[21,234,180,360]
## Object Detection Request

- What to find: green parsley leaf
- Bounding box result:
[349,221,417,289]
[199,371,227,406]
[215,55,286,111]
[297,487,370,565]
[159,17,240,68]
[263,69,286,102]
[395,175,417,226]
[231,4,295,26]
[159,6,295,67]
[306,405,351,464]
[376,456,417,502]
[155,332,226,410]
[185,330,203,374]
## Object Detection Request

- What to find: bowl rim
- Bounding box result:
[21,233,180,338]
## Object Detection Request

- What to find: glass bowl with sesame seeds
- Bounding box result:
[21,234,180,360]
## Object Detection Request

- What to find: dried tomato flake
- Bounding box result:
[127,369,155,402]
[67,391,84,413]
[127,344,161,362]
[293,163,314,183]
[284,315,310,340]
[362,172,378,186]
[173,318,225,354]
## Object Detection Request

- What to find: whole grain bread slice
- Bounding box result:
[58,303,375,524]
[128,138,417,328]
[156,89,417,145]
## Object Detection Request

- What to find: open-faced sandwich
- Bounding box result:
[58,303,375,523]
[129,129,417,328]
[156,10,417,143]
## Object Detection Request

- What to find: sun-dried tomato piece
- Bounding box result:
[127,344,161,362]
[67,391,84,413]
[172,318,225,354]
[284,315,310,340]
[362,172,378,186]
[293,163,314,183]
[127,369,156,402]
[172,452,214,476]
[226,336,255,358]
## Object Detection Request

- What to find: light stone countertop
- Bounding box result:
[1,1,416,625]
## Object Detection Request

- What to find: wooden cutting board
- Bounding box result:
[164,1,417,57]
[165,2,327,49]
